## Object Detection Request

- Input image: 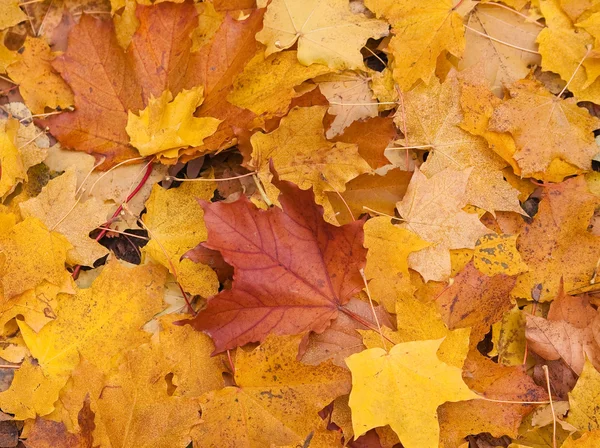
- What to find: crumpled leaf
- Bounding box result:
[511,176,600,301]
[488,79,600,176]
[436,261,517,347]
[363,216,429,312]
[316,71,379,138]
[19,169,113,267]
[248,106,371,213]
[346,338,480,447]
[6,36,74,114]
[567,360,600,431]
[126,86,221,158]
[0,260,166,419]
[142,178,219,298]
[255,0,388,70]
[191,334,351,447]
[365,0,465,90]
[181,173,366,353]
[395,70,523,215]
[396,168,490,282]
[227,50,331,118]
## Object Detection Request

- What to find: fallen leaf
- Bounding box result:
[256,0,388,70]
[436,261,517,347]
[567,360,600,431]
[142,178,219,298]
[6,37,74,114]
[326,169,411,225]
[488,79,600,176]
[473,233,529,277]
[395,70,523,215]
[126,86,221,158]
[181,173,366,352]
[227,50,331,118]
[562,430,600,447]
[19,169,113,266]
[365,0,465,90]
[316,71,379,138]
[191,334,351,447]
[396,167,490,282]
[346,338,480,447]
[459,4,541,96]
[511,176,600,301]
[363,216,429,312]
[248,105,371,213]
[0,0,27,30]
[0,216,71,301]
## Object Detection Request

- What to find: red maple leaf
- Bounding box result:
[181,173,367,353]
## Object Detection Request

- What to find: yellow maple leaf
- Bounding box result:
[0,216,71,301]
[126,86,222,157]
[227,50,331,118]
[562,430,600,447]
[255,0,388,70]
[346,339,480,447]
[365,0,465,91]
[142,179,219,298]
[0,119,26,200]
[0,260,166,418]
[0,0,27,30]
[6,37,74,114]
[192,334,351,447]
[248,105,371,215]
[488,79,600,176]
[363,216,429,312]
[93,343,201,448]
[473,234,529,277]
[0,33,17,73]
[395,70,523,215]
[395,168,490,282]
[19,169,113,267]
[567,360,600,431]
[316,71,379,138]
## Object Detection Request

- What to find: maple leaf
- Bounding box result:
[255,0,389,70]
[0,216,71,301]
[300,297,394,368]
[0,260,166,418]
[316,71,379,138]
[19,169,113,267]
[525,286,600,374]
[365,0,465,91]
[363,216,429,312]
[459,3,541,96]
[0,0,26,29]
[192,334,351,447]
[248,105,371,214]
[511,176,600,302]
[346,338,480,448]
[330,115,397,170]
[488,79,600,176]
[180,172,366,352]
[395,167,490,282]
[226,50,332,118]
[126,86,221,158]
[6,36,74,114]
[327,169,411,225]
[473,233,529,277]
[142,179,219,298]
[395,70,523,215]
[438,351,548,446]
[91,343,201,448]
[436,261,517,347]
[567,360,600,431]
